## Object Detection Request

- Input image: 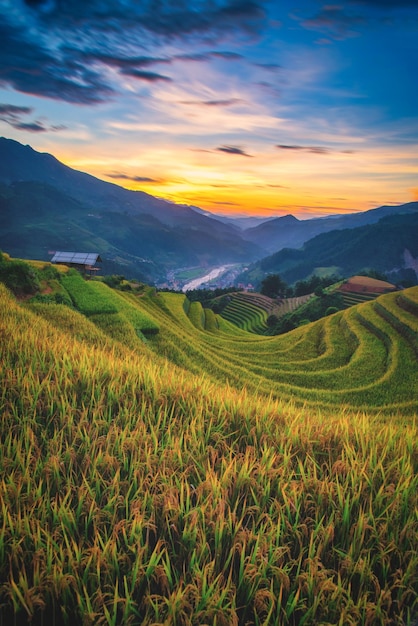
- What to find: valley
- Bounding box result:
[1,138,418,290]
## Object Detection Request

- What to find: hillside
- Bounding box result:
[2,137,418,289]
[214,291,313,334]
[243,202,418,254]
[0,256,418,624]
[239,212,418,287]
[0,138,261,283]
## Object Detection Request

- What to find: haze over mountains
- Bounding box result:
[1,137,417,286]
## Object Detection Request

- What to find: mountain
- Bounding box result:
[0,138,262,282]
[238,212,418,286]
[2,137,418,286]
[192,207,276,230]
[243,202,418,254]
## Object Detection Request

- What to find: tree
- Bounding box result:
[260,274,287,298]
[267,314,279,328]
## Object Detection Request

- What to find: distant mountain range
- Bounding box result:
[1,136,417,285]
[238,211,418,286]
[241,203,418,254]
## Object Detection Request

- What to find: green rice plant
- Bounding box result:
[187,301,205,330]
[0,279,417,625]
[61,272,117,315]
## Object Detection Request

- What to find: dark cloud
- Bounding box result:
[255,62,282,71]
[85,54,171,69]
[217,145,253,157]
[209,51,244,60]
[0,102,65,133]
[120,69,172,82]
[276,144,355,155]
[348,0,418,6]
[1,1,267,105]
[300,6,365,39]
[0,21,113,104]
[23,0,267,37]
[0,103,33,118]
[277,144,329,154]
[181,98,243,107]
[11,121,49,132]
[174,51,244,63]
[107,173,161,183]
[210,200,241,206]
[205,98,243,106]
[174,53,211,62]
[277,144,306,150]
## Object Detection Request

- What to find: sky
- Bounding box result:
[1,0,418,219]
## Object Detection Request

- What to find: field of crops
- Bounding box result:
[219,292,312,334]
[135,287,418,415]
[1,274,418,625]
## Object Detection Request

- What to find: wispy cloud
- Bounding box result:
[0,1,267,105]
[180,98,244,107]
[0,102,65,132]
[276,144,356,155]
[298,6,365,40]
[216,145,253,157]
[120,69,172,83]
[277,144,329,154]
[106,172,162,183]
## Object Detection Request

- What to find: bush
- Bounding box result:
[29,292,73,307]
[38,264,61,280]
[326,306,340,316]
[267,314,279,328]
[0,258,40,296]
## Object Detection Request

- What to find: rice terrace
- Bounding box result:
[0,254,418,625]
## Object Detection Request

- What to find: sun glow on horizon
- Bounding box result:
[60,141,417,219]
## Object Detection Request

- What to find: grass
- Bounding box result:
[0,267,417,625]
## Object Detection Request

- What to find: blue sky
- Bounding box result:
[1,0,417,217]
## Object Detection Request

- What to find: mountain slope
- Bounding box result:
[243,201,418,254]
[239,212,418,286]
[0,138,261,282]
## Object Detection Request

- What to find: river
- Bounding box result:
[182,266,230,291]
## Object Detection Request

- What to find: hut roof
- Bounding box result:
[51,252,102,265]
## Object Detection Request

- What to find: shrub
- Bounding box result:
[0,258,40,296]
[326,306,340,316]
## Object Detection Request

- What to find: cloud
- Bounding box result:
[106,172,161,183]
[1,1,267,105]
[181,98,244,107]
[0,102,65,132]
[276,144,329,154]
[255,62,282,71]
[22,0,267,37]
[217,145,253,157]
[175,51,244,63]
[0,20,114,104]
[0,103,32,119]
[300,6,365,39]
[348,0,418,7]
[85,54,171,70]
[120,69,172,82]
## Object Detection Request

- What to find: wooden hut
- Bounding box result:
[50,252,102,275]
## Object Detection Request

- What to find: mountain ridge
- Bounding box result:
[239,211,418,286]
[0,138,263,282]
[1,136,418,285]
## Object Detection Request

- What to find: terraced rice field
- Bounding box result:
[1,274,417,625]
[220,292,312,333]
[129,287,417,415]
